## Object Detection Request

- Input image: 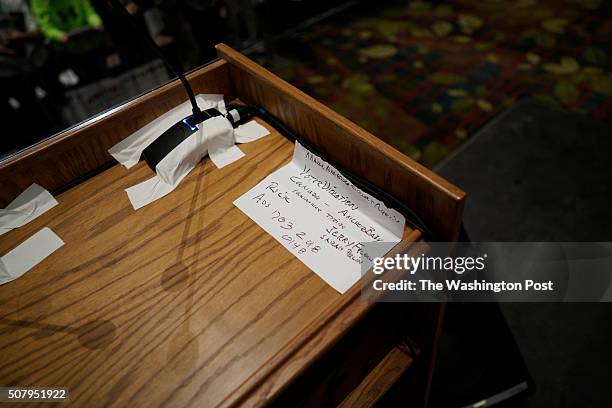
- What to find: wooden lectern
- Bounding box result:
[0,45,465,407]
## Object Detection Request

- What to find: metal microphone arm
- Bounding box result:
[106,0,204,122]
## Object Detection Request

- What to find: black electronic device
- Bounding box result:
[108,0,433,238]
[141,103,258,170]
[141,108,223,169]
[224,103,256,127]
[108,0,210,170]
[108,1,264,170]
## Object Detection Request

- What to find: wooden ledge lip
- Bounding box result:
[215,43,465,204]
[0,59,228,171]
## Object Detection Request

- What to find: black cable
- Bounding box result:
[106,0,203,122]
[51,161,116,196]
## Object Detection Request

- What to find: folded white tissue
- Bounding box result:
[0,227,64,285]
[108,94,270,210]
[0,184,58,236]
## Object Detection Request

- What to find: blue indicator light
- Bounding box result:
[182,116,198,131]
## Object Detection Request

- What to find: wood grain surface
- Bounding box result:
[0,46,462,406]
[338,346,414,408]
[0,119,418,407]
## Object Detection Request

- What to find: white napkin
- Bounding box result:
[108,94,227,169]
[125,116,243,210]
[234,121,271,143]
[109,94,271,210]
[0,227,64,285]
[0,184,58,236]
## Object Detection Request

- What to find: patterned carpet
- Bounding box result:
[256,0,612,167]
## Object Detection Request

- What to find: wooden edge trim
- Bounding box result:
[0,59,232,205]
[0,59,228,170]
[221,230,422,407]
[215,43,465,203]
[215,43,465,241]
[337,346,415,408]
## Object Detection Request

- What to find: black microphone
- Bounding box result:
[108,1,433,238]
[108,0,220,170]
[108,1,260,170]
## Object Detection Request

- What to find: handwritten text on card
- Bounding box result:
[234,142,405,293]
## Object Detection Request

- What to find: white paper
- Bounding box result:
[205,115,245,169]
[125,176,178,210]
[109,92,272,210]
[234,121,271,143]
[209,145,245,168]
[0,227,64,285]
[125,116,239,210]
[234,142,405,293]
[0,184,58,236]
[108,94,226,169]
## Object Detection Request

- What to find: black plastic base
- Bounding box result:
[142,108,222,170]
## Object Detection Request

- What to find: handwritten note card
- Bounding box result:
[234,142,405,293]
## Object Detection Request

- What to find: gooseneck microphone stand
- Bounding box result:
[105,1,435,239]
[106,0,204,123]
